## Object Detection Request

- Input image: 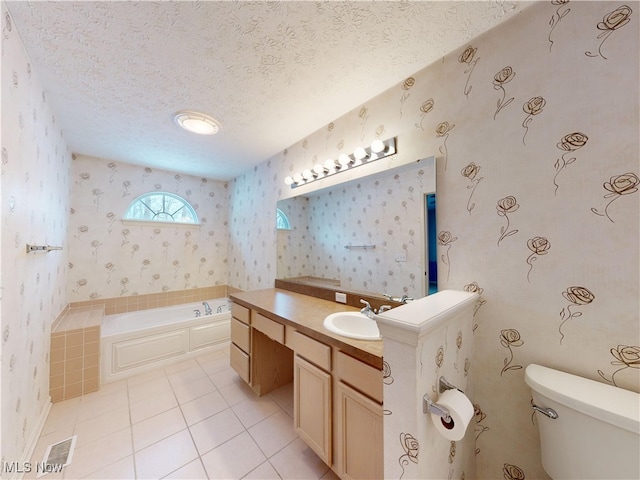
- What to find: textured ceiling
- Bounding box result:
[6,1,530,180]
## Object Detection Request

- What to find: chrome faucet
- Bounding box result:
[202,302,212,316]
[360,299,375,318]
[399,295,414,304]
[194,309,201,318]
[384,294,414,304]
[378,305,392,313]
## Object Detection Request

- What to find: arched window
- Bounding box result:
[276,208,291,230]
[125,192,198,224]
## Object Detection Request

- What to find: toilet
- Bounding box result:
[525,363,640,480]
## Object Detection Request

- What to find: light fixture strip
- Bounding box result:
[285,137,397,189]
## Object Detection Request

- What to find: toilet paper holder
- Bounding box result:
[423,376,463,419]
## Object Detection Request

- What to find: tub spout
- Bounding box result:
[202,302,212,315]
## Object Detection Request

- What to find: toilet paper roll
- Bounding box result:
[430,389,474,441]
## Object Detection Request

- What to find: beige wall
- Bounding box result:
[1,3,72,465]
[67,155,229,302]
[229,2,639,478]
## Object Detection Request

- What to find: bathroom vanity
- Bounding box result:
[229,288,384,480]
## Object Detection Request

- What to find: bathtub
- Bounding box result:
[101,298,231,383]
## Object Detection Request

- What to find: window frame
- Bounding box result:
[123,191,200,226]
[276,208,291,230]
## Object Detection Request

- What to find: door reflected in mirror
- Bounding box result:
[277,157,436,299]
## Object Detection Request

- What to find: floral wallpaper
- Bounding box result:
[1,4,71,466]
[380,303,476,480]
[1,2,638,477]
[228,2,639,478]
[68,155,229,301]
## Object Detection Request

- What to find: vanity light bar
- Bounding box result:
[284,137,397,189]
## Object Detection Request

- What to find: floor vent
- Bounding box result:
[37,435,77,478]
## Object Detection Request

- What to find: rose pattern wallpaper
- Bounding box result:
[1,5,71,465]
[68,155,229,301]
[228,3,638,478]
[1,2,638,478]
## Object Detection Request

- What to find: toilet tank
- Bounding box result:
[525,364,640,480]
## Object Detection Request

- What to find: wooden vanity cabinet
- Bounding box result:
[229,300,383,480]
[333,351,384,480]
[294,355,332,464]
[230,303,251,383]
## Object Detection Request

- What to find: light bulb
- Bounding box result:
[293,173,303,184]
[284,176,294,186]
[324,158,338,171]
[338,153,351,168]
[371,139,386,154]
[302,169,314,180]
[314,164,327,175]
[354,146,368,160]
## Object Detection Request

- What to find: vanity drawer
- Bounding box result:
[335,351,383,404]
[231,302,250,325]
[253,312,285,344]
[231,317,251,353]
[230,343,250,383]
[287,329,331,371]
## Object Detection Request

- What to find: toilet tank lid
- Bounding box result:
[525,364,640,434]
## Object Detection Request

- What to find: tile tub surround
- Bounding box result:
[50,285,233,402]
[50,307,103,402]
[68,285,229,316]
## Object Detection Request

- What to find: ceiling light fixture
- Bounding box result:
[284,137,397,189]
[172,110,221,135]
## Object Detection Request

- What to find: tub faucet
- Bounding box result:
[194,309,201,318]
[202,302,212,316]
[360,300,375,319]
[216,305,223,314]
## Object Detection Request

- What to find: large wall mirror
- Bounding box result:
[276,156,436,299]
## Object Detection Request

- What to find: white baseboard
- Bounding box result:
[9,397,52,480]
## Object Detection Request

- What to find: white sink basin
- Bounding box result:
[323,312,381,341]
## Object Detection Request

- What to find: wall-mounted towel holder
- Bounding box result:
[344,244,376,250]
[26,244,63,254]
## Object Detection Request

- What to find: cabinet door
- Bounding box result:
[294,355,332,465]
[335,381,383,480]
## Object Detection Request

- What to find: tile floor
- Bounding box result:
[28,348,339,480]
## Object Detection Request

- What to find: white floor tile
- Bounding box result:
[209,365,243,390]
[242,461,282,479]
[171,375,217,405]
[126,367,168,387]
[232,394,281,429]
[162,458,208,480]
[32,350,333,480]
[134,429,198,479]
[180,390,228,426]
[164,358,201,375]
[189,408,245,456]
[132,407,187,452]
[218,380,256,406]
[83,455,136,479]
[73,405,131,447]
[42,397,81,436]
[268,382,294,409]
[248,410,297,458]
[200,431,266,480]
[128,376,172,404]
[270,438,330,480]
[61,427,132,479]
[129,388,178,424]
